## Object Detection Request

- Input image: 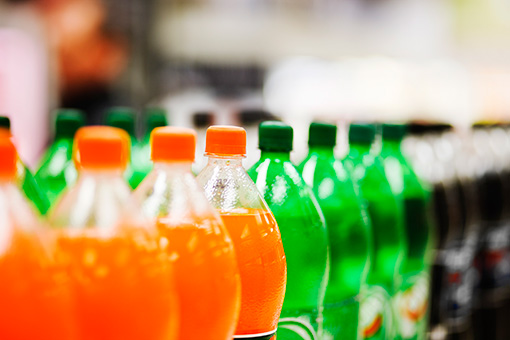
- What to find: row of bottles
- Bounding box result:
[0,111,434,340]
[406,122,510,340]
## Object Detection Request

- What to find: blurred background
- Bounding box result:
[1,0,510,166]
[3,1,510,340]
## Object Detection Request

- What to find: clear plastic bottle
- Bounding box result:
[0,129,74,340]
[49,126,179,340]
[197,126,287,340]
[134,126,241,340]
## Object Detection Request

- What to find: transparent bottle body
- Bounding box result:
[134,162,241,340]
[49,169,179,340]
[381,140,434,340]
[0,181,74,340]
[300,148,371,340]
[344,143,405,340]
[197,155,287,339]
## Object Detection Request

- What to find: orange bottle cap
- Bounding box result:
[151,126,196,162]
[0,128,17,179]
[205,125,246,156]
[75,126,130,169]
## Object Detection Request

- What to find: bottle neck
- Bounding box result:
[206,154,245,167]
[382,139,402,154]
[348,142,372,158]
[260,150,291,161]
[80,167,125,178]
[308,145,334,157]
[153,161,193,173]
[54,134,74,143]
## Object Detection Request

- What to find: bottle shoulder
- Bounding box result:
[249,158,325,224]
[196,162,269,213]
[49,174,144,234]
[134,169,221,223]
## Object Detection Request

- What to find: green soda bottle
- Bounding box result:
[0,116,50,215]
[248,121,329,340]
[35,109,84,205]
[380,123,432,340]
[344,123,405,340]
[299,122,371,340]
[136,107,168,179]
[105,107,141,189]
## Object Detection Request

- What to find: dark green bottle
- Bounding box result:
[105,107,142,189]
[137,107,168,179]
[344,123,405,340]
[0,116,50,215]
[35,109,84,205]
[248,121,329,339]
[380,123,432,340]
[299,122,371,340]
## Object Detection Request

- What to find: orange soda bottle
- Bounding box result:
[49,126,179,340]
[134,126,241,340]
[0,129,74,340]
[196,125,287,340]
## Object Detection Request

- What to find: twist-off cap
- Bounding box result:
[151,126,196,162]
[205,126,246,156]
[382,123,407,141]
[75,126,130,169]
[0,116,11,130]
[56,109,85,139]
[145,107,168,133]
[309,122,336,147]
[106,107,136,136]
[258,121,293,152]
[349,123,376,144]
[0,129,17,179]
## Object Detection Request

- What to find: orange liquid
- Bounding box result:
[220,209,287,337]
[0,229,74,340]
[156,217,241,340]
[56,228,178,340]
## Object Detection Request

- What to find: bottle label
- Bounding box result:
[396,273,430,339]
[478,223,510,293]
[360,285,393,339]
[233,329,277,340]
[322,295,360,340]
[277,312,319,340]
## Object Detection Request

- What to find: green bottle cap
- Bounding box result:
[309,122,337,147]
[55,109,85,138]
[381,123,407,141]
[349,123,376,144]
[0,116,10,130]
[106,107,136,136]
[259,120,293,152]
[145,107,168,133]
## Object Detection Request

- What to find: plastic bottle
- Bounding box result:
[0,129,74,340]
[134,126,241,340]
[49,126,179,340]
[196,125,287,340]
[299,122,371,340]
[105,107,142,189]
[247,121,329,339]
[380,123,432,340]
[35,109,84,204]
[344,123,405,340]
[0,116,50,214]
